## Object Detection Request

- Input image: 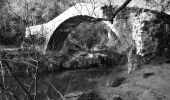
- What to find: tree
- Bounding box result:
[89,0,132,23]
[0,0,78,45]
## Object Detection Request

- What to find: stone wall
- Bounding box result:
[102,5,170,60]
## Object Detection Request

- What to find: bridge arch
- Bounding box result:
[25,3,118,53]
[47,15,99,51]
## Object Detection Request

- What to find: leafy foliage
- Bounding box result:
[0,0,76,45]
[68,22,108,51]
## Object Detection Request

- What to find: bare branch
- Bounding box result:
[90,0,132,23]
[0,84,19,100]
[6,0,22,20]
[2,60,33,100]
[110,0,132,23]
[0,61,5,87]
[47,81,64,100]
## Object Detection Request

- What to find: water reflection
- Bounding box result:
[1,68,113,100]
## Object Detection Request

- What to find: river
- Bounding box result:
[1,68,114,100]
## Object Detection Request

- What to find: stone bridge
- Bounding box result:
[25,2,170,57]
[25,3,111,53]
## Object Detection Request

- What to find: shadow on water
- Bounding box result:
[0,66,126,100]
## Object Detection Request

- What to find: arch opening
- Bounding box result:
[47,15,104,51]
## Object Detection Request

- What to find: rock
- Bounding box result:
[113,96,122,100]
[143,72,155,78]
[112,94,122,100]
[64,91,105,100]
[77,91,104,100]
[64,91,84,100]
[111,76,126,87]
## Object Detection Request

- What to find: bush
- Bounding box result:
[0,14,25,45]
